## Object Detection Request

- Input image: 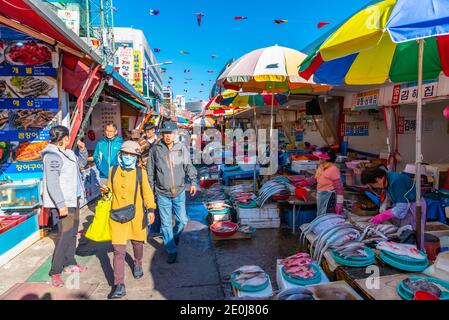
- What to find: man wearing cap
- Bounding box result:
[143,122,158,145]
[147,121,197,264]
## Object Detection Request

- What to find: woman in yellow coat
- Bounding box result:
[100,141,156,299]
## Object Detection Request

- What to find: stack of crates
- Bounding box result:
[237,203,280,228]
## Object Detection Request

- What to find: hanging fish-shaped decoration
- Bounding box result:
[195,13,205,27]
[274,19,288,24]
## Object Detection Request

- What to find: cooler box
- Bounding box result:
[282,205,317,228]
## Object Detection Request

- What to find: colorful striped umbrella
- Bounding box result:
[299,0,449,85]
[208,90,288,110]
[217,45,331,131]
[193,117,215,128]
[217,45,331,93]
[299,0,449,251]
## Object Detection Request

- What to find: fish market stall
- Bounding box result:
[0,23,66,265]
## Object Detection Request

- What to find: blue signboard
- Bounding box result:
[0,130,50,142]
[0,98,58,109]
[0,65,57,77]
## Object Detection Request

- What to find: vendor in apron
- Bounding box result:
[299,147,344,216]
[361,166,427,246]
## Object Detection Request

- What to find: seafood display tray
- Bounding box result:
[237,206,280,220]
[233,277,273,298]
[276,259,329,291]
[396,275,449,300]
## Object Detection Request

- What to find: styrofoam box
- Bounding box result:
[240,218,281,229]
[237,208,280,220]
[275,259,329,291]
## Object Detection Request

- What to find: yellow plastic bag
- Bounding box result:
[85,195,112,242]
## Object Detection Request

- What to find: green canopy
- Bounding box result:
[119,95,148,111]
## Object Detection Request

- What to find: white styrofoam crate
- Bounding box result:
[237,208,280,220]
[275,259,329,291]
[240,218,281,229]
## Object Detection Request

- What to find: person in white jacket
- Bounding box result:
[41,126,88,288]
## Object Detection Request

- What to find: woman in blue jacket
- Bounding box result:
[361,166,427,247]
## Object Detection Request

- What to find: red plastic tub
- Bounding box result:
[200,179,219,189]
[210,221,239,237]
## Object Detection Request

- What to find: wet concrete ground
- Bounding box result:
[0,190,302,300]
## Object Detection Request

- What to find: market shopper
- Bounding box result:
[361,166,427,244]
[147,121,197,264]
[93,123,124,185]
[100,141,156,299]
[41,126,88,288]
[143,122,158,145]
[299,147,344,216]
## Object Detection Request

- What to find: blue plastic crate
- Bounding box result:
[0,213,39,255]
[282,206,317,228]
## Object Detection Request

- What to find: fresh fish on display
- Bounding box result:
[215,226,236,233]
[333,242,368,259]
[376,241,424,260]
[205,200,231,210]
[313,225,361,264]
[273,287,314,300]
[232,265,268,288]
[358,224,399,244]
[281,252,316,279]
[204,183,226,201]
[403,278,443,298]
[299,214,345,247]
[256,178,294,207]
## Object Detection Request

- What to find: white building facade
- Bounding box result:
[113,27,163,104]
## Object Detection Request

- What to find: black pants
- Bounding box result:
[49,205,80,276]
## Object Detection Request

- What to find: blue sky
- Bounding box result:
[114,0,372,102]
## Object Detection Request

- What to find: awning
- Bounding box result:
[118,95,148,112]
[105,66,150,108]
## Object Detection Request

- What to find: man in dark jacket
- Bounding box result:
[147,121,197,263]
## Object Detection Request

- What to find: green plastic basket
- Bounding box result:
[280,263,322,286]
[381,249,428,264]
[379,251,429,272]
[237,200,258,209]
[331,248,376,267]
[396,276,449,300]
[231,272,270,292]
[209,208,231,215]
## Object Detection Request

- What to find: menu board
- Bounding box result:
[0,24,58,178]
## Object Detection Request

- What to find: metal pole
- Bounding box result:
[253,96,257,193]
[85,0,90,44]
[73,77,107,149]
[416,39,424,251]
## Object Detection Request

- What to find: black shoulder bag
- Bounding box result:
[110,166,142,223]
